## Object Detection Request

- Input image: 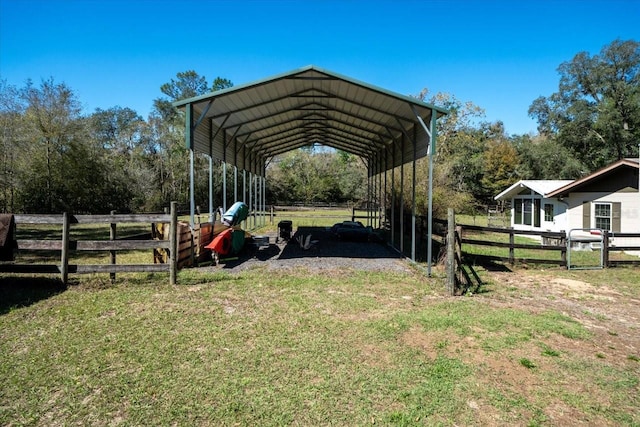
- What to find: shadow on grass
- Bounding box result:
[468,258,513,273]
[455,257,513,295]
[0,276,67,315]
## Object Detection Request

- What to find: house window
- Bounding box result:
[544,204,554,222]
[513,198,541,227]
[594,203,611,231]
[523,199,533,225]
[514,198,522,224]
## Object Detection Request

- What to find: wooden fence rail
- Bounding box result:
[0,202,178,285]
[458,224,568,266]
[444,209,640,295]
[603,231,640,266]
[352,206,382,226]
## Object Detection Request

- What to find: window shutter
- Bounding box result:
[612,202,621,233]
[582,202,590,229]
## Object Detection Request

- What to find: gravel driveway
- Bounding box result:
[213,226,412,273]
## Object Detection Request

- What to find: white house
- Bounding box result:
[546,158,640,249]
[494,180,573,233]
[495,158,640,250]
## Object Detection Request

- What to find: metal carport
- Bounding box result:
[173,65,447,274]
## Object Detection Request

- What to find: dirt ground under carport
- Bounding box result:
[211,225,413,274]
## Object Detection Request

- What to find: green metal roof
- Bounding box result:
[174,65,447,174]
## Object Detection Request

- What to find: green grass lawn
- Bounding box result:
[264,208,357,229]
[2,210,638,425]
[1,265,639,426]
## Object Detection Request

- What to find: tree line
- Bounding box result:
[1,39,637,216]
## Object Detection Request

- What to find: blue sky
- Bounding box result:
[1,0,638,135]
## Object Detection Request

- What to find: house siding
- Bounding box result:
[564,191,640,251]
[496,161,639,256]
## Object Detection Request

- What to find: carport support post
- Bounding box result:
[242,169,247,228]
[411,128,417,262]
[412,106,438,277]
[367,166,372,226]
[208,155,214,223]
[186,103,196,227]
[254,172,258,228]
[222,163,227,213]
[377,156,382,229]
[248,172,253,228]
[262,175,266,227]
[256,170,260,227]
[377,157,381,228]
[262,172,266,227]
[400,134,405,254]
[383,150,388,232]
[427,112,436,276]
[391,149,396,249]
[234,166,238,203]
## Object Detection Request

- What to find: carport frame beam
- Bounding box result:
[411,105,437,277]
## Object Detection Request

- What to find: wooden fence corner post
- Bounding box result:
[170,201,177,285]
[110,210,117,284]
[61,212,69,285]
[446,208,456,296]
[509,230,515,265]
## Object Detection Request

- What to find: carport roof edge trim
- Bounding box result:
[172,64,448,116]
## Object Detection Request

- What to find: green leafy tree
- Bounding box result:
[267,148,366,205]
[212,77,234,92]
[513,134,585,180]
[150,71,233,210]
[89,107,154,212]
[410,90,489,216]
[335,150,367,203]
[529,39,640,170]
[0,80,27,212]
[19,78,84,212]
[481,138,519,199]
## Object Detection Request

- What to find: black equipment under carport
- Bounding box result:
[276,220,293,243]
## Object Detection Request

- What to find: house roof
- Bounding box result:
[547,158,640,198]
[494,180,573,201]
[172,65,448,174]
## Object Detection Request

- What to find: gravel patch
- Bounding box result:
[210,226,412,274]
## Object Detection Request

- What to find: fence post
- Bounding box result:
[110,210,116,283]
[509,230,515,265]
[170,201,177,285]
[61,212,69,285]
[602,230,609,268]
[455,225,463,287]
[560,235,567,267]
[446,208,456,296]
